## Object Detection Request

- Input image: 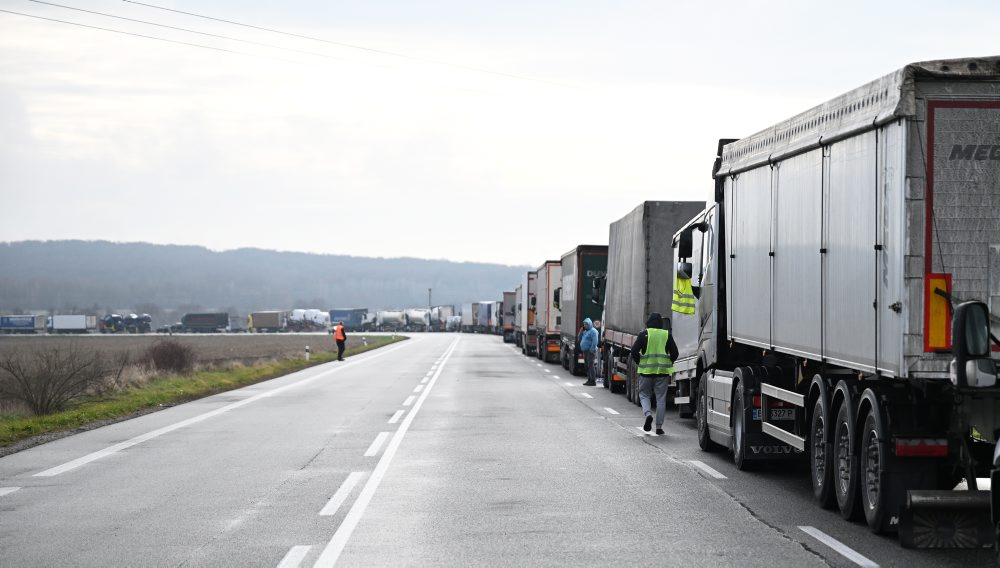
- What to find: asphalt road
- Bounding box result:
[0,334,992,567]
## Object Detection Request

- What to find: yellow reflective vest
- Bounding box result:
[638,328,674,375]
[672,275,695,315]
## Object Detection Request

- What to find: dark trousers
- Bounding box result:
[336,340,346,360]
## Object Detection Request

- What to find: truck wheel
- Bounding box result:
[834,402,862,520]
[697,375,721,452]
[731,375,753,470]
[810,397,836,509]
[860,406,895,533]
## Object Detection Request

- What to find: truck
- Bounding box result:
[288,309,329,332]
[532,261,562,363]
[557,245,608,376]
[460,303,475,333]
[248,311,287,333]
[377,310,407,332]
[601,201,706,395]
[100,313,152,334]
[477,301,497,334]
[405,308,431,331]
[0,315,46,334]
[501,291,516,343]
[329,308,369,331]
[674,56,1000,548]
[49,314,97,334]
[180,312,229,333]
[517,271,538,355]
[430,305,455,331]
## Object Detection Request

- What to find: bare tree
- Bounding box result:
[0,344,130,415]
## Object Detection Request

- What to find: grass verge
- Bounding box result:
[0,335,407,449]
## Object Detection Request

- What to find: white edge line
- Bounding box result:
[798,526,879,568]
[276,545,312,568]
[387,410,405,424]
[0,487,21,497]
[33,341,414,477]
[580,393,593,399]
[320,472,365,516]
[363,432,391,457]
[687,460,728,480]
[402,395,416,407]
[312,338,460,568]
[604,408,619,415]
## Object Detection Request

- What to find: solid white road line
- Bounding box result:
[0,487,21,498]
[688,460,727,480]
[276,545,312,568]
[798,526,878,567]
[603,408,619,415]
[414,385,424,393]
[320,472,365,516]
[313,339,460,568]
[402,396,416,407]
[387,410,405,424]
[363,432,390,457]
[34,341,415,478]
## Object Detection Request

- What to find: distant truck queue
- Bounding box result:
[506,57,1000,554]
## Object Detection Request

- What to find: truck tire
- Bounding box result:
[697,375,721,452]
[810,396,836,509]
[860,405,895,533]
[731,369,754,470]
[834,401,862,520]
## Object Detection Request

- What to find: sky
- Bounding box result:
[1,0,998,266]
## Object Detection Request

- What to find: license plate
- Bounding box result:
[752,408,796,421]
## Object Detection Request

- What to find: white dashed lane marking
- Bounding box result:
[603,408,619,415]
[275,545,311,568]
[403,396,416,406]
[363,432,390,457]
[320,472,365,516]
[0,487,21,498]
[688,460,727,479]
[580,393,593,399]
[798,526,879,567]
[387,410,405,424]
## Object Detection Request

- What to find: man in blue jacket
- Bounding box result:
[579,318,599,386]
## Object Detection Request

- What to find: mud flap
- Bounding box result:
[898,490,992,548]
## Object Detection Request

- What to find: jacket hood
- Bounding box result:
[583,318,593,328]
[646,312,664,328]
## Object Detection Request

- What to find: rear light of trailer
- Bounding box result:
[612,374,625,382]
[895,438,949,457]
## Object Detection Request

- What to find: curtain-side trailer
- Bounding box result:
[673,56,1000,548]
[602,201,706,397]
[532,261,561,363]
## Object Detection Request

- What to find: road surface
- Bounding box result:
[0,335,991,567]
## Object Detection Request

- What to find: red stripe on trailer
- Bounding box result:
[894,438,948,457]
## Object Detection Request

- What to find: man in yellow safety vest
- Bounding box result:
[630,312,678,435]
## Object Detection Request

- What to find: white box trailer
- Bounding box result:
[49,314,97,333]
[532,261,561,363]
[672,56,1000,547]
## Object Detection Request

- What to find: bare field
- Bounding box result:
[0,333,405,364]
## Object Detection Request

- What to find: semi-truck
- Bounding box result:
[329,308,368,331]
[477,301,497,334]
[0,315,46,334]
[180,312,229,333]
[558,245,608,376]
[100,313,152,334]
[674,56,1000,548]
[405,308,431,331]
[377,310,407,332]
[430,305,455,331]
[501,291,516,343]
[248,311,287,333]
[517,271,538,355]
[601,201,706,396]
[533,261,562,363]
[49,315,97,334]
[460,303,476,333]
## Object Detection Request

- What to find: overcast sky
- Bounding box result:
[1,0,997,265]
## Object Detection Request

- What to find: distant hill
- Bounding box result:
[0,241,527,318]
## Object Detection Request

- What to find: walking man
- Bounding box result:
[631,312,678,435]
[334,321,347,361]
[579,318,599,386]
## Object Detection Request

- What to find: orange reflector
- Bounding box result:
[612,374,625,382]
[925,273,952,351]
[895,438,948,457]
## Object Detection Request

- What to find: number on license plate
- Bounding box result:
[752,408,796,421]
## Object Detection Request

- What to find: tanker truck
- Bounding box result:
[405,308,431,331]
[675,56,1000,549]
[377,310,407,332]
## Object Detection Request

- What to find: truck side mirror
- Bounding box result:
[677,262,693,280]
[678,228,693,259]
[951,301,997,388]
[553,288,561,309]
[530,297,536,308]
[592,277,603,305]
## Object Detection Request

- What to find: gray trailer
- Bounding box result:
[517,271,538,355]
[248,311,287,333]
[532,261,561,363]
[501,291,516,343]
[49,314,97,334]
[602,201,706,396]
[675,56,1000,548]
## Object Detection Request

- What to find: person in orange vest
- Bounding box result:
[334,321,347,361]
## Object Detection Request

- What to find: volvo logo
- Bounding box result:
[749,445,800,455]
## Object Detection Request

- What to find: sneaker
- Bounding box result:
[583,381,596,386]
[656,428,665,436]
[643,416,653,432]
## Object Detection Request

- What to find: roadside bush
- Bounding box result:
[0,344,130,416]
[144,340,196,374]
